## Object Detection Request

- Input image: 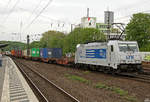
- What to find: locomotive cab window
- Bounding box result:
[119,43,138,52]
[111,45,114,52]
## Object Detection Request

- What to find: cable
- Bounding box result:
[26,0,43,22]
[4,0,12,9]
[19,7,66,24]
[0,0,11,26]
[2,0,20,25]
[23,0,53,32]
[19,6,74,34]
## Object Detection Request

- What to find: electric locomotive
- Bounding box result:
[75,40,142,73]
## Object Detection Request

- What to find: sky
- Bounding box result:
[0,0,150,42]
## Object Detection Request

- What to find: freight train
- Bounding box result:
[9,40,143,74]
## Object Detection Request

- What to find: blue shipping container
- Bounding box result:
[40,48,62,59]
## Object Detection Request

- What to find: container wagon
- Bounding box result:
[18,49,23,58]
[11,50,15,56]
[23,49,31,59]
[40,48,62,63]
[31,48,40,60]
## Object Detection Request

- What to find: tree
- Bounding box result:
[30,41,42,48]
[126,13,150,51]
[140,42,150,51]
[63,28,106,54]
[40,30,65,48]
[0,41,26,51]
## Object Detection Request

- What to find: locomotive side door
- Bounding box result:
[109,45,117,69]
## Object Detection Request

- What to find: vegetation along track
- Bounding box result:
[13,58,80,102]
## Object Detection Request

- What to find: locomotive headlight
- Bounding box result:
[135,60,140,63]
[121,60,126,63]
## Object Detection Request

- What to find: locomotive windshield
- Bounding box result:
[119,43,138,52]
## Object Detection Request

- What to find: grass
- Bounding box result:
[65,74,138,102]
[95,83,108,89]
[65,74,90,84]
[95,83,137,102]
[125,96,137,102]
[83,71,91,74]
[112,87,128,96]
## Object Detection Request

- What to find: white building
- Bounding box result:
[75,10,126,40]
[80,17,97,28]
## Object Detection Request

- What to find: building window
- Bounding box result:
[89,22,92,26]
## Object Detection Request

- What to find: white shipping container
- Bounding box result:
[23,50,27,56]
[23,50,31,57]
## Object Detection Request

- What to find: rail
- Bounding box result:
[14,59,80,102]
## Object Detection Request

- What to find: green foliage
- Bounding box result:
[65,74,137,102]
[111,28,121,33]
[125,96,137,102]
[112,87,128,96]
[63,28,106,54]
[30,41,42,48]
[95,83,107,89]
[0,41,26,51]
[40,30,65,48]
[140,42,150,51]
[83,71,91,74]
[65,74,90,84]
[144,54,150,61]
[39,28,106,55]
[126,13,150,51]
[95,83,128,96]
[95,83,137,102]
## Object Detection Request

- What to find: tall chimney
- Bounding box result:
[87,8,89,17]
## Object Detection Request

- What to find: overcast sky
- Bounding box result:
[0,0,149,42]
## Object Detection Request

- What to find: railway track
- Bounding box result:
[118,72,150,84]
[14,59,80,102]
[16,57,150,85]
[132,74,150,83]
[143,67,150,73]
[13,57,150,92]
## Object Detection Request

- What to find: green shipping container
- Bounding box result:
[31,48,40,57]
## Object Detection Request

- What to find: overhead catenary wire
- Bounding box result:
[18,6,74,35]
[18,3,81,33]
[19,7,72,25]
[26,0,43,22]
[19,7,70,28]
[3,0,12,11]
[5,0,12,8]
[19,1,80,33]
[2,0,20,25]
[23,0,53,32]
[0,0,11,28]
